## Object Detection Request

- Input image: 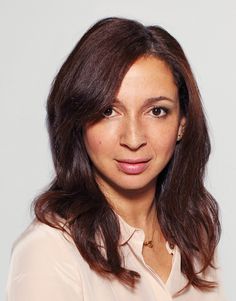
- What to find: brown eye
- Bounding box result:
[151,107,168,117]
[103,107,114,117]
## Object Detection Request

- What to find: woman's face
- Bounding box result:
[84,56,185,194]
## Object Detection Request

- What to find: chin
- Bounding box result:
[107,176,157,194]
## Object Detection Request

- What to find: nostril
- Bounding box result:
[120,139,147,151]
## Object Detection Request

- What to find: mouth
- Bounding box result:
[115,158,151,175]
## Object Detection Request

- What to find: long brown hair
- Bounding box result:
[34,17,221,292]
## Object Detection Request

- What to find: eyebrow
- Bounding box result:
[114,96,176,106]
[143,96,176,105]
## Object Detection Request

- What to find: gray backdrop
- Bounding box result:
[1,1,235,300]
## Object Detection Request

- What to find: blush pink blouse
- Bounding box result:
[7,216,226,301]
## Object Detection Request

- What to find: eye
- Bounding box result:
[150,106,168,117]
[103,106,116,117]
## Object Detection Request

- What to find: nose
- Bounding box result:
[119,117,147,150]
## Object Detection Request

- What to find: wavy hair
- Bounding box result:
[34,17,221,292]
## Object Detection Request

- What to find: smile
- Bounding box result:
[115,159,151,175]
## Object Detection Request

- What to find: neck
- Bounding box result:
[97,177,160,235]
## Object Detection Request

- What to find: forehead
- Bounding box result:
[117,56,178,103]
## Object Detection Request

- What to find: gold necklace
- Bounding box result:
[143,228,156,248]
[143,234,175,254]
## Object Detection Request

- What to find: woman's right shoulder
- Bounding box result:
[7,221,86,300]
[11,218,80,263]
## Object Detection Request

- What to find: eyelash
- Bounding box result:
[102,106,169,118]
[150,106,169,118]
[103,107,116,117]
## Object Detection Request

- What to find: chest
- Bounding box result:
[142,241,173,283]
[74,244,221,301]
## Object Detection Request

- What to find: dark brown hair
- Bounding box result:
[34,17,221,292]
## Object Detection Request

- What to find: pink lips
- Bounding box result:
[116,159,151,175]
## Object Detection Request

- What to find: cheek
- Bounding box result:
[84,130,102,156]
[84,124,116,157]
[149,124,178,154]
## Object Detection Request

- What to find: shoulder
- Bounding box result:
[7,220,84,300]
[11,219,78,262]
[9,219,83,275]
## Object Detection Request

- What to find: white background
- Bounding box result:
[1,1,235,300]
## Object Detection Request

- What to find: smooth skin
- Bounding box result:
[84,56,186,283]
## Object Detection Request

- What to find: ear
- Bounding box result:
[177,117,186,141]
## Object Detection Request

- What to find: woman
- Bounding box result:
[7,17,225,300]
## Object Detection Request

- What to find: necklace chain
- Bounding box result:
[143,228,175,253]
[143,228,156,248]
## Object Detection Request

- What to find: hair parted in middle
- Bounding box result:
[34,17,220,293]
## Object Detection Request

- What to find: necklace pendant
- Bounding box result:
[143,240,153,248]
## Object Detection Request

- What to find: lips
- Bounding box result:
[115,159,151,175]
